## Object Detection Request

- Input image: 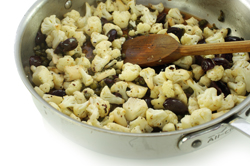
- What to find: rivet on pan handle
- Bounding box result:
[178,123,233,152]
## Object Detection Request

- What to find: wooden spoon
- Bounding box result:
[122,34,250,67]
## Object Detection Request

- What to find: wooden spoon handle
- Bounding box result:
[178,40,250,56]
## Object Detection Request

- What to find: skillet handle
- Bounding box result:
[229,117,250,138]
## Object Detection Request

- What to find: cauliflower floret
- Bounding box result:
[56,56,75,72]
[112,37,126,50]
[64,65,83,82]
[43,94,63,105]
[49,102,61,111]
[94,2,113,21]
[212,110,230,119]
[166,8,184,26]
[173,84,188,104]
[228,81,246,96]
[103,23,123,36]
[181,33,201,45]
[112,11,131,29]
[126,82,148,99]
[135,23,151,35]
[65,79,82,95]
[50,71,64,90]
[64,10,81,22]
[86,104,102,128]
[146,109,178,128]
[73,100,90,118]
[46,49,63,65]
[127,1,145,17]
[162,80,175,98]
[165,65,191,83]
[115,0,129,11]
[205,32,225,43]
[181,115,192,129]
[73,91,87,104]
[151,88,167,109]
[217,94,236,112]
[46,30,67,49]
[41,15,61,35]
[162,123,176,132]
[173,56,194,70]
[84,16,102,36]
[119,63,141,81]
[61,16,77,28]
[61,25,77,38]
[206,65,224,81]
[92,54,111,73]
[110,81,128,100]
[77,2,93,29]
[105,0,117,12]
[31,66,54,89]
[190,108,212,126]
[148,3,164,13]
[73,31,86,47]
[91,32,108,47]
[185,17,199,26]
[197,87,224,111]
[93,69,116,82]
[140,68,156,89]
[59,95,77,110]
[89,95,110,117]
[191,64,205,80]
[75,57,91,69]
[140,8,158,25]
[79,67,93,86]
[123,98,148,121]
[93,40,112,57]
[100,86,125,104]
[188,96,200,114]
[203,27,215,39]
[104,123,130,132]
[109,107,127,127]
[199,74,211,87]
[153,72,167,86]
[130,116,153,133]
[185,79,206,97]
[232,52,250,63]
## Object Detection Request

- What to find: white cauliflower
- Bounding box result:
[115,0,129,11]
[191,64,204,80]
[64,10,81,22]
[181,115,192,129]
[135,23,151,35]
[73,100,90,118]
[86,104,102,128]
[46,30,67,49]
[123,98,148,121]
[119,63,141,81]
[94,2,113,21]
[75,57,91,69]
[181,33,201,45]
[162,123,176,132]
[126,82,148,99]
[31,66,54,89]
[148,3,164,13]
[166,8,184,26]
[73,31,86,46]
[105,0,117,12]
[65,79,82,95]
[197,87,224,111]
[185,78,206,97]
[46,49,62,65]
[64,65,82,82]
[190,108,212,126]
[173,56,194,69]
[61,16,76,28]
[93,68,116,82]
[100,86,125,104]
[79,67,93,86]
[77,2,93,29]
[150,23,163,34]
[84,16,102,36]
[103,23,123,36]
[185,17,199,26]
[109,107,127,127]
[112,11,131,29]
[188,96,200,114]
[56,55,75,72]
[59,95,77,110]
[61,25,77,38]
[153,72,167,86]
[228,81,246,96]
[206,65,224,81]
[92,54,111,72]
[146,109,178,128]
[140,8,158,25]
[165,65,191,83]
[43,94,63,105]
[89,95,110,118]
[162,80,175,98]
[205,32,225,43]
[130,116,153,133]
[50,71,64,90]
[41,15,61,35]
[203,27,215,39]
[104,123,130,132]
[112,37,126,50]
[232,52,250,63]
[91,32,108,47]
[140,68,156,89]
[110,81,128,100]
[199,75,211,87]
[73,91,87,104]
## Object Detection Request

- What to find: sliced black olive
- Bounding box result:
[194,55,205,66]
[212,57,231,69]
[225,36,244,42]
[211,81,231,97]
[61,37,78,52]
[49,89,66,97]
[29,56,42,67]
[35,31,46,45]
[163,98,188,115]
[167,27,185,40]
[156,13,167,24]
[221,53,233,63]
[144,97,153,109]
[201,58,215,72]
[107,29,118,42]
[100,17,110,26]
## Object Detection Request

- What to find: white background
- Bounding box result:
[2,0,250,165]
